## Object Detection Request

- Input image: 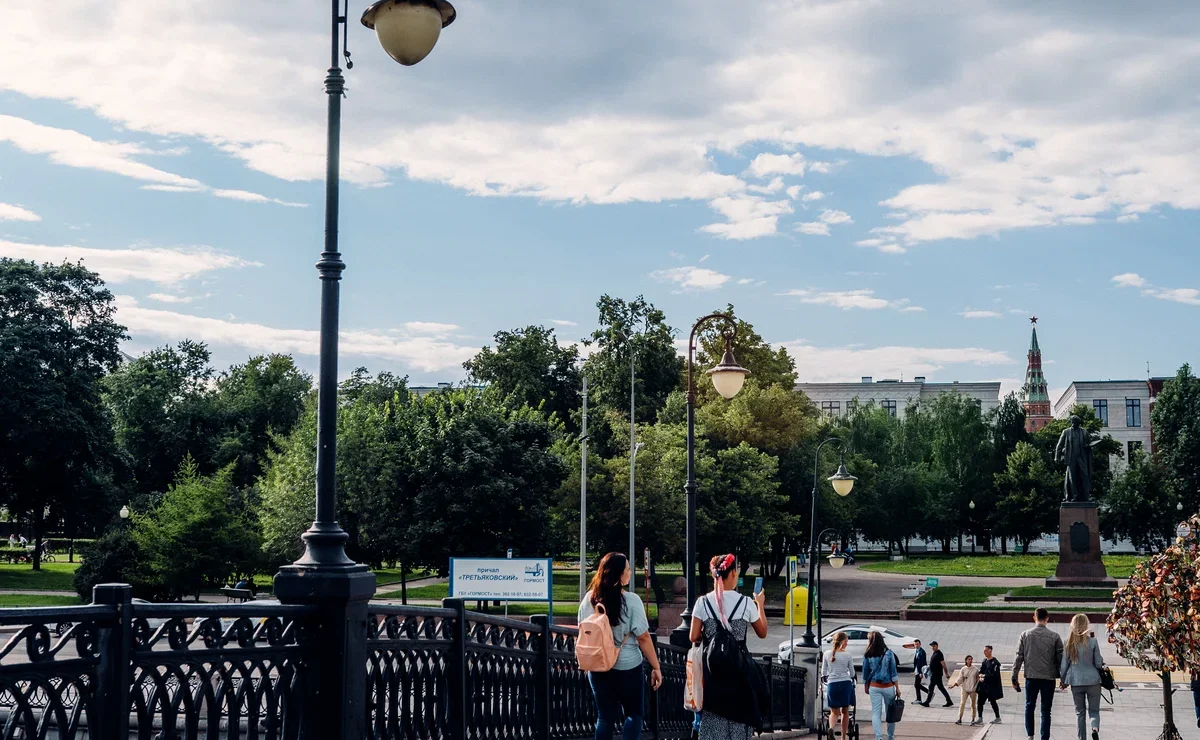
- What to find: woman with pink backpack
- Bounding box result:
[577,552,663,740]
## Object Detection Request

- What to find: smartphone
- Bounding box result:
[754,577,764,595]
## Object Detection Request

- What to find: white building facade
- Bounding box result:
[795,377,1002,420]
[1053,380,1153,470]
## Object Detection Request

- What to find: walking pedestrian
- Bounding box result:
[862,631,902,740]
[977,645,1004,724]
[913,639,928,705]
[949,655,981,726]
[823,631,856,740]
[1190,668,1200,729]
[1060,614,1105,740]
[688,554,768,740]
[578,552,663,740]
[1011,607,1064,740]
[919,640,953,707]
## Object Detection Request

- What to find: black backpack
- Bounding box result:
[701,595,768,728]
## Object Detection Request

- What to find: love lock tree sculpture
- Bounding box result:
[1107,514,1200,740]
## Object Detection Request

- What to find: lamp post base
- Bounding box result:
[669,611,693,648]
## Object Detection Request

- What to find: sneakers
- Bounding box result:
[1091,731,1099,740]
[970,720,981,726]
[991,717,1003,724]
[943,701,954,707]
[955,720,963,725]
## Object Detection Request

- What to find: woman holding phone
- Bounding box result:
[689,554,768,740]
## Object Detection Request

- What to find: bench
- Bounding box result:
[221,588,253,603]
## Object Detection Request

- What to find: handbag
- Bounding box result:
[684,642,704,711]
[886,695,906,723]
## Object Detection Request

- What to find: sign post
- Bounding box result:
[786,555,798,665]
[643,548,652,606]
[450,557,554,623]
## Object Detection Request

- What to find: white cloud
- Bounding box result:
[1111,272,1146,288]
[5,3,1200,247]
[737,277,754,285]
[0,203,39,222]
[650,265,731,291]
[795,208,853,236]
[960,309,1003,319]
[785,340,1013,384]
[785,185,803,199]
[898,305,926,313]
[854,237,907,254]
[778,288,910,311]
[147,293,195,304]
[801,191,825,202]
[702,196,792,240]
[699,254,710,262]
[403,321,460,336]
[115,297,475,372]
[211,189,306,208]
[0,239,257,284]
[746,152,825,178]
[0,115,303,206]
[552,319,578,326]
[1007,308,1029,315]
[1144,286,1200,306]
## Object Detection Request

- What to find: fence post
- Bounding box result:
[530,614,552,740]
[92,583,132,739]
[444,598,469,740]
[274,568,376,739]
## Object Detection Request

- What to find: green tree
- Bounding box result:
[926,393,992,551]
[211,354,312,487]
[695,308,797,391]
[585,295,682,429]
[133,458,262,600]
[464,325,582,434]
[0,259,126,568]
[697,442,784,575]
[992,441,1060,552]
[104,341,219,496]
[1151,364,1200,515]
[340,367,409,407]
[1101,450,1177,551]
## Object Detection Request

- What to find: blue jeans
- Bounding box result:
[1024,678,1056,740]
[868,686,897,740]
[588,666,644,740]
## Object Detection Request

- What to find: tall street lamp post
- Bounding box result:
[272,3,455,737]
[669,314,751,648]
[812,527,845,734]
[798,437,856,649]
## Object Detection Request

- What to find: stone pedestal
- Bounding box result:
[1046,502,1118,588]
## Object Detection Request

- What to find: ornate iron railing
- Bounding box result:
[0,592,804,739]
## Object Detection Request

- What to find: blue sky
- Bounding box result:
[2,1,1198,402]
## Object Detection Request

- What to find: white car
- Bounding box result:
[778,624,919,669]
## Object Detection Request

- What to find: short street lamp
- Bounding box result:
[272,4,455,737]
[670,314,750,647]
[798,439,856,649]
[1178,501,1185,512]
[118,505,130,520]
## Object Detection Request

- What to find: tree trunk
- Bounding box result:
[647,554,665,606]
[1000,537,1008,555]
[400,562,407,605]
[31,510,43,571]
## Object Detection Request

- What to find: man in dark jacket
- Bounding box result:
[919,641,953,707]
[977,645,1004,724]
[913,639,928,705]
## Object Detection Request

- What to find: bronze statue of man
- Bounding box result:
[1055,415,1098,503]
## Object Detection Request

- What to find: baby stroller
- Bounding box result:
[819,676,860,739]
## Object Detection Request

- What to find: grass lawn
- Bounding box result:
[1007,585,1116,599]
[0,562,81,591]
[861,555,1143,578]
[0,593,83,607]
[914,586,1009,605]
[911,604,1110,613]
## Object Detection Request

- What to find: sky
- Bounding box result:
[2,1,1198,404]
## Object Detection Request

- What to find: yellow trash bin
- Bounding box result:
[783,585,816,626]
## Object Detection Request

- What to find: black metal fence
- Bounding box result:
[0,588,805,739]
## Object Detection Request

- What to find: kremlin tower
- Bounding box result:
[1021,317,1052,432]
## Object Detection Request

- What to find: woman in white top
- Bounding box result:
[823,632,855,738]
[688,554,768,740]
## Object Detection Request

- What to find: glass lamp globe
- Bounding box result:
[827,553,846,569]
[362,0,456,66]
[119,505,130,519]
[706,342,751,399]
[829,464,857,497]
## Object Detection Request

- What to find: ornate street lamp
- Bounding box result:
[273,4,455,736]
[797,439,856,649]
[669,315,750,647]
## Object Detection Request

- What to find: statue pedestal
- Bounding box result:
[1046,502,1117,588]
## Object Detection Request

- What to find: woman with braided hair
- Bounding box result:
[688,554,768,740]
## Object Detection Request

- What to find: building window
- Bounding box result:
[881,399,897,418]
[1126,398,1141,427]
[1128,440,1143,461]
[1093,399,1108,427]
[847,399,859,416]
[821,401,840,418]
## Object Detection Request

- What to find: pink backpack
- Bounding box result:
[576,603,629,672]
